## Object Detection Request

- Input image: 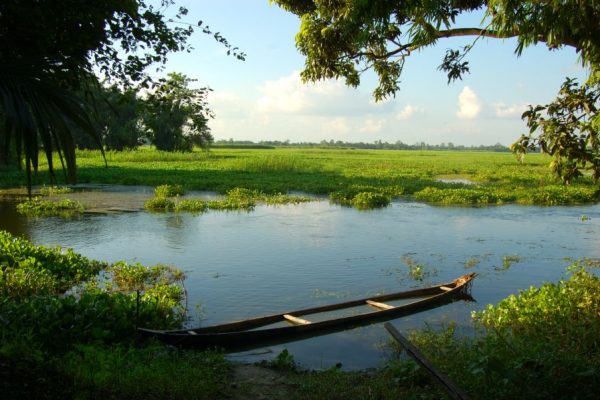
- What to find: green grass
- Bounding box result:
[61,345,229,400]
[1,147,598,206]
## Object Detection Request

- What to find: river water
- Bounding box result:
[2,187,599,369]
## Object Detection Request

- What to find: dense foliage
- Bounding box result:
[143,73,214,152]
[73,85,146,151]
[399,264,600,399]
[0,1,240,191]
[273,0,600,184]
[0,0,193,187]
[0,230,207,398]
[0,230,186,335]
[513,76,600,184]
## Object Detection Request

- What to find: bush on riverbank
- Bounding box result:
[393,264,600,400]
[0,231,230,399]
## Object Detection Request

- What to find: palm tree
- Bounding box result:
[0,65,104,195]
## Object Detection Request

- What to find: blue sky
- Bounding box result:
[157,0,588,145]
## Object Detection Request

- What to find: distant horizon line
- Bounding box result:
[212,138,513,151]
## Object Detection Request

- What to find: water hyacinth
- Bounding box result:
[16,197,84,217]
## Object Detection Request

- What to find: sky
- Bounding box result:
[155,0,589,146]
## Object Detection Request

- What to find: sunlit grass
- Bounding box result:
[1,148,598,206]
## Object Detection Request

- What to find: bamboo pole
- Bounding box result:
[384,322,471,400]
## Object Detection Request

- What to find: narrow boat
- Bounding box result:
[139,272,476,350]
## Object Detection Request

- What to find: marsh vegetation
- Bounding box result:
[2,230,599,399]
[3,148,599,209]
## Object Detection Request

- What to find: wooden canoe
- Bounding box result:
[138,272,476,350]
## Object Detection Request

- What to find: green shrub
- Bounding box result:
[330,190,391,209]
[174,199,208,213]
[413,187,504,205]
[16,197,84,217]
[144,197,175,211]
[0,231,105,296]
[0,232,187,350]
[401,266,600,400]
[154,184,186,198]
[352,192,391,209]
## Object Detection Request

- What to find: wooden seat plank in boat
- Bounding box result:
[366,300,395,310]
[284,314,311,325]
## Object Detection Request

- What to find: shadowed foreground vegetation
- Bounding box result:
[1,148,599,206]
[1,231,599,399]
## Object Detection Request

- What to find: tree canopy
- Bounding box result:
[272,0,600,183]
[144,73,214,152]
[0,0,242,191]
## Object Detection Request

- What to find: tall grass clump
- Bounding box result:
[62,345,229,400]
[208,187,257,211]
[352,192,391,209]
[413,187,508,205]
[154,184,186,198]
[144,185,312,213]
[39,185,74,195]
[330,190,391,209]
[144,196,175,211]
[16,197,84,217]
[174,199,208,213]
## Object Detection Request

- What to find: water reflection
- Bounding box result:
[0,200,29,238]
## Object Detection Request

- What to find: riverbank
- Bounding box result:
[1,231,599,399]
[1,148,599,206]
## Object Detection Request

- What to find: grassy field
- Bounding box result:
[1,147,599,205]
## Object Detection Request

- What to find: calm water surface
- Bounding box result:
[2,190,599,369]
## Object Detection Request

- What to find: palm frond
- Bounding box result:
[0,66,105,194]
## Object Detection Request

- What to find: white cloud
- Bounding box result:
[494,102,529,118]
[254,71,378,116]
[255,72,309,113]
[359,118,385,134]
[397,104,423,120]
[209,91,247,117]
[456,86,482,119]
[323,117,350,134]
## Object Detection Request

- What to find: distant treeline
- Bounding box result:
[214,139,511,152]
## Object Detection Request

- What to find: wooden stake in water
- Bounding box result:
[384,322,471,400]
[136,289,140,329]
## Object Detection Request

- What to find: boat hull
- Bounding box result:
[139,273,476,351]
